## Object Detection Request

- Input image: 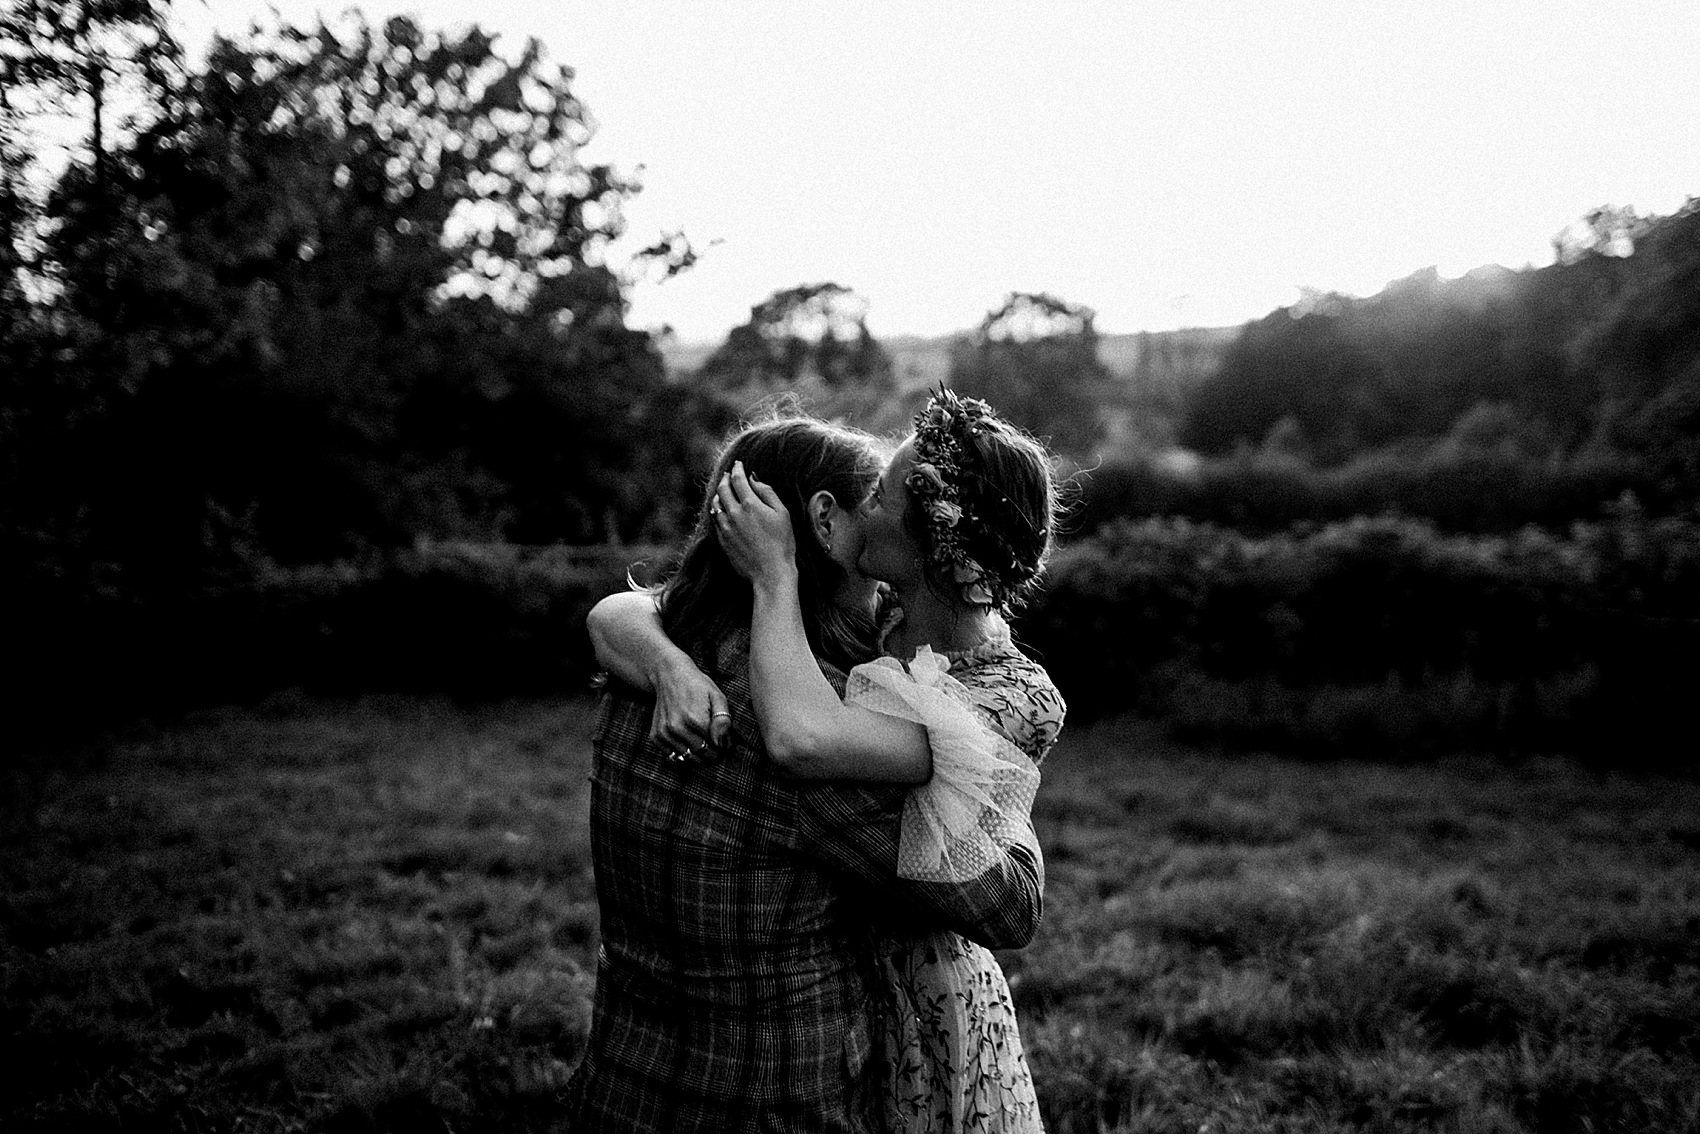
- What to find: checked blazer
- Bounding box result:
[561,629,1044,1133]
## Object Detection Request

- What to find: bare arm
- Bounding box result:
[715,462,932,784]
[586,590,730,753]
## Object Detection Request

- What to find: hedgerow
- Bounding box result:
[21,506,1700,769]
[1019,505,1700,766]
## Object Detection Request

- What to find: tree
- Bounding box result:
[1177,304,1382,463]
[947,291,1114,458]
[694,282,903,432]
[1552,203,1654,265]
[0,0,180,195]
[1,0,185,591]
[5,9,685,594]
[1571,200,1700,507]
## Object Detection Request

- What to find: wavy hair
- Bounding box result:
[657,413,885,673]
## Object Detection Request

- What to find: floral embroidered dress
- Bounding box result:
[848,615,1065,1134]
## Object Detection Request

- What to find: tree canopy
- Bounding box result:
[2,9,694,603]
[692,282,903,433]
[947,291,1115,459]
[1175,200,1700,492]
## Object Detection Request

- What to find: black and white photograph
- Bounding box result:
[4,1,1698,1130]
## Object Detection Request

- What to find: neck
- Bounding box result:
[887,583,994,655]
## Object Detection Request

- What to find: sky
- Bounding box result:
[170,0,1700,343]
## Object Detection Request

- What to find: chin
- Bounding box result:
[854,555,888,586]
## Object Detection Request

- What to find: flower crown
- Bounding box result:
[905,386,1045,613]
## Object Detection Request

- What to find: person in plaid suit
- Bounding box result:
[565,416,1043,1133]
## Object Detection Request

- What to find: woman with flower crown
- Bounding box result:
[591,388,1066,1133]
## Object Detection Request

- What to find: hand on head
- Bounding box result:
[713,460,798,586]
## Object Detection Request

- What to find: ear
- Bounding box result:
[806,490,839,552]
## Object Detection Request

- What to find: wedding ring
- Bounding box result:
[666,750,686,763]
[711,712,731,721]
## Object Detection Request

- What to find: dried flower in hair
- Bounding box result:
[904,384,1045,613]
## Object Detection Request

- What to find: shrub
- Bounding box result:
[14,541,675,747]
[1073,442,1656,536]
[1019,509,1700,768]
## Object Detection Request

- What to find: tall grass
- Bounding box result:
[5,700,1697,1131]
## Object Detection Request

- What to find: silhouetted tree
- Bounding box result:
[1178,302,1382,463]
[694,282,902,432]
[0,0,180,196]
[0,0,185,593]
[3,10,685,602]
[948,291,1114,458]
[1573,199,1700,506]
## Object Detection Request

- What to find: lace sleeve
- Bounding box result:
[846,648,1043,885]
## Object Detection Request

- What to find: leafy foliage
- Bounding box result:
[948,292,1115,458]
[0,0,181,190]
[1020,505,1700,766]
[25,505,1697,770]
[692,282,904,433]
[14,539,671,746]
[1073,435,1651,535]
[1172,201,1700,516]
[2,10,694,608]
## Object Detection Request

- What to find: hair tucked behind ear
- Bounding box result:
[656,413,885,672]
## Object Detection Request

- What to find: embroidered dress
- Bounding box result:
[848,618,1065,1134]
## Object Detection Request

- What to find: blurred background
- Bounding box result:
[6,0,1698,764]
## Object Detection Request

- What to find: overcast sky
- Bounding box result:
[172,1,1700,342]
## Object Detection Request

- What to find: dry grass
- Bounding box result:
[4,699,1698,1131]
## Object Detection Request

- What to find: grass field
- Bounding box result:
[4,695,1697,1132]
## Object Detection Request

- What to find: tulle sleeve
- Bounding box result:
[846,647,1043,885]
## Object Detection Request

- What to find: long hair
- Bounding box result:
[658,414,885,673]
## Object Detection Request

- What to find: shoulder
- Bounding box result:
[951,640,1066,763]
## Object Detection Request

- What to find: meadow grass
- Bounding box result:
[4,698,1697,1132]
[4,695,599,1133]
[1019,717,1700,1133]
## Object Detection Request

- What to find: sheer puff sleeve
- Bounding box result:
[846,647,1043,886]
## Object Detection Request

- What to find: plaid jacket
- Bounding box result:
[562,631,1043,1133]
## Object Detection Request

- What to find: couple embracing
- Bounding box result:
[563,387,1067,1133]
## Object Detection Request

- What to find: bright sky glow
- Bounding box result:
[171,0,1700,342]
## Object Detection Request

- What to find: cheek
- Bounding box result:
[867,512,902,564]
[879,502,908,546]
[843,517,869,561]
